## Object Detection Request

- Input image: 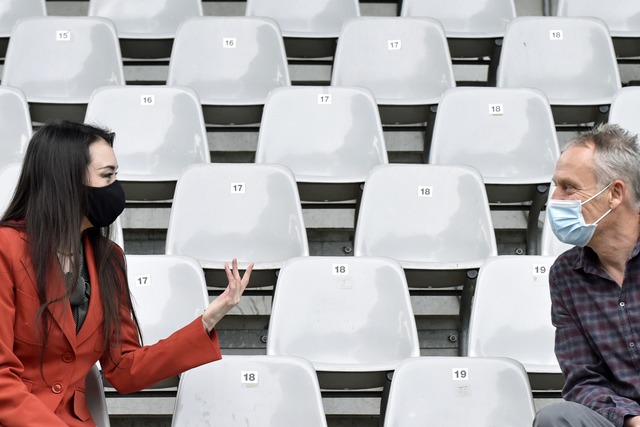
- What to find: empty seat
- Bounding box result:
[428,87,560,254]
[1,16,125,123]
[172,356,327,427]
[255,86,388,204]
[383,357,536,427]
[167,16,291,125]
[0,86,32,169]
[608,87,640,138]
[556,0,640,58]
[84,85,210,201]
[88,0,203,58]
[245,0,359,58]
[86,365,110,427]
[267,256,420,390]
[125,254,209,387]
[0,0,46,58]
[400,0,516,84]
[165,163,308,289]
[353,164,497,352]
[331,17,455,125]
[496,16,621,125]
[467,256,563,390]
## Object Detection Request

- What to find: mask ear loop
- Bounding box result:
[593,208,612,225]
[581,182,614,225]
[580,182,613,206]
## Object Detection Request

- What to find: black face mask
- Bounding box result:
[86,180,126,228]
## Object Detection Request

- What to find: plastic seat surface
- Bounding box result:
[172,356,327,427]
[88,0,202,58]
[331,17,455,106]
[1,16,124,104]
[556,0,640,37]
[354,164,497,270]
[608,87,640,138]
[165,163,308,275]
[400,0,516,38]
[167,17,290,106]
[111,217,124,250]
[86,365,110,427]
[496,16,620,107]
[383,357,536,427]
[125,254,208,387]
[556,1,640,59]
[126,254,208,346]
[245,0,359,38]
[467,256,561,375]
[0,0,46,37]
[0,87,32,168]
[88,0,203,38]
[84,85,210,200]
[429,87,559,186]
[255,86,387,201]
[266,256,419,389]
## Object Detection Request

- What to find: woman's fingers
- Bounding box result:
[241,263,254,288]
[203,260,254,330]
[224,259,254,298]
[224,261,233,283]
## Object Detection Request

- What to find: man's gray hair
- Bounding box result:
[566,123,640,207]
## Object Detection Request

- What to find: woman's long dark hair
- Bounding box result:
[1,121,140,362]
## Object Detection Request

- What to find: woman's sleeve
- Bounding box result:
[0,230,68,426]
[99,257,222,393]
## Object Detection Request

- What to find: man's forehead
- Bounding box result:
[554,143,596,183]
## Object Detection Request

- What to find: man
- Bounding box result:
[534,123,640,427]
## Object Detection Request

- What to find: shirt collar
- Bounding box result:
[573,236,640,274]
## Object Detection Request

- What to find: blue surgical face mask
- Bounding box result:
[547,183,613,247]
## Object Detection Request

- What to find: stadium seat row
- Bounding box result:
[2,81,639,253]
[0,13,635,126]
[173,355,539,426]
[3,0,639,59]
[94,252,559,426]
[91,353,545,426]
[0,159,568,359]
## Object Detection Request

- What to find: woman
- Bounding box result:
[0,121,253,426]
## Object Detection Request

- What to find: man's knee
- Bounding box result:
[534,402,573,427]
[534,401,613,427]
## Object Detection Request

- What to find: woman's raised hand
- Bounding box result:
[202,259,254,332]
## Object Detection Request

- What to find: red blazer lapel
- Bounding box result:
[20,252,77,349]
[76,235,104,346]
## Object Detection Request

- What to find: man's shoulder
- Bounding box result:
[552,246,581,269]
[549,246,582,284]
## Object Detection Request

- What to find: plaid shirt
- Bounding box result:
[550,239,640,427]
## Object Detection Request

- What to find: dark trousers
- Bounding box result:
[534,401,615,427]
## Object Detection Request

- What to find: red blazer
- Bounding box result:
[0,226,222,426]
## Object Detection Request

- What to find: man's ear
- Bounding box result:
[609,179,626,210]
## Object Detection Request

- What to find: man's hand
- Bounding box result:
[624,415,640,427]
